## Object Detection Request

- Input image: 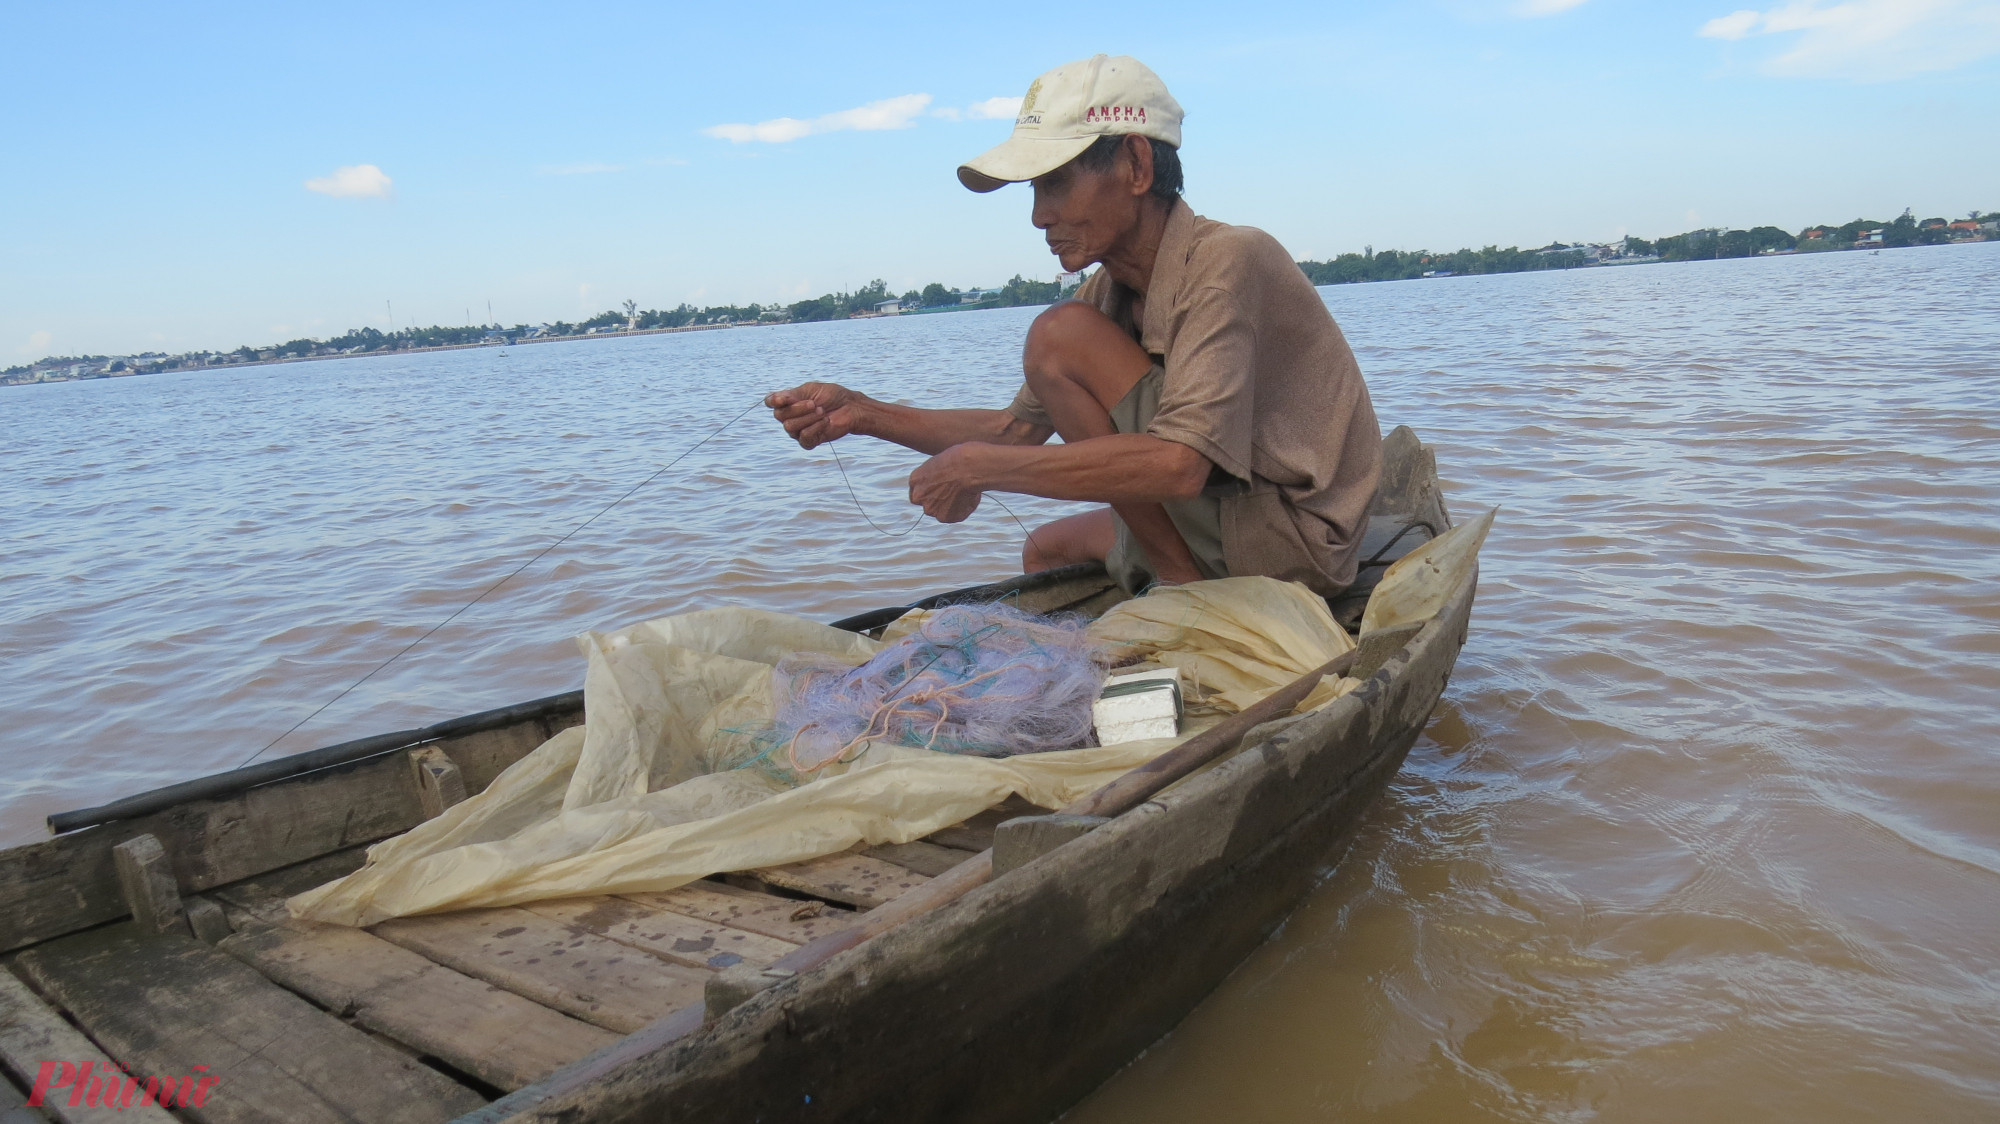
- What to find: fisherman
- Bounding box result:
[767,54,1381,596]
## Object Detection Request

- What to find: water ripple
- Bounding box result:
[4,244,1999,1120]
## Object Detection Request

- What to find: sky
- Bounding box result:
[4,0,1997,360]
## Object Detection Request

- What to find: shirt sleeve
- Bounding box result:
[1006,382,1053,429]
[1146,283,1256,482]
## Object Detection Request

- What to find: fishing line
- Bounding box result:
[244,393,1058,767]
[986,493,1048,563]
[238,398,765,767]
[828,442,924,537]
[827,435,1050,560]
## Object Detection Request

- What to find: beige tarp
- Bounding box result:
[289,577,1359,927]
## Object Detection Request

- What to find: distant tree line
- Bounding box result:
[1635,226,1796,261]
[781,274,1066,323]
[1794,210,1977,251]
[1301,208,1997,285]
[1298,245,1587,285]
[266,324,496,359]
[129,273,1076,375]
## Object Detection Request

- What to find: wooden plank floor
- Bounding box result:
[623,881,858,945]
[524,896,796,971]
[221,919,619,1091]
[16,925,483,1124]
[1,1071,46,1124]
[0,967,173,1124]
[738,852,931,909]
[5,804,1002,1118]
[373,906,709,1032]
[863,840,978,876]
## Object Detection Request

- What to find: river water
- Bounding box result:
[3,243,1996,1120]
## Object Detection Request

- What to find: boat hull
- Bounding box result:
[487,565,1473,1124]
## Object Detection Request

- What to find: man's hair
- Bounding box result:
[1075,134,1183,200]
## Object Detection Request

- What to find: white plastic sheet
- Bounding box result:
[290,578,1360,926]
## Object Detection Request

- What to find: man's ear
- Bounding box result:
[1124,134,1155,197]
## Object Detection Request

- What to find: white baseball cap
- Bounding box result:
[957,55,1183,193]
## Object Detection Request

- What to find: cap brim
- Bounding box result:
[957,134,1096,193]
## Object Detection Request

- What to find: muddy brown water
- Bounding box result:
[3,243,1996,1119]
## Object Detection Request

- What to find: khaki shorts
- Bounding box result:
[1103,366,1240,594]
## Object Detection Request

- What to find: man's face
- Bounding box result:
[1030,140,1146,273]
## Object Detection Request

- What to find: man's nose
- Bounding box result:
[1029,188,1054,230]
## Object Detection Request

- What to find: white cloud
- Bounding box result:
[704,93,933,143]
[1698,0,2000,79]
[1700,9,1762,37]
[966,96,1023,120]
[935,95,1024,122]
[1517,0,1591,15]
[304,163,393,198]
[18,330,51,355]
[539,162,625,175]
[708,118,813,143]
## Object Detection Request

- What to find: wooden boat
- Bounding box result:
[0,426,1467,1124]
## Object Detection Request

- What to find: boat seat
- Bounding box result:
[1327,512,1438,632]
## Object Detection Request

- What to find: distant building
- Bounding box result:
[1534,243,1604,260]
[873,299,906,314]
[960,288,1002,304]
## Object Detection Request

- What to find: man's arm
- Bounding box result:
[908,433,1212,522]
[766,382,1052,455]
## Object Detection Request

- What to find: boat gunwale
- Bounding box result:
[45,690,589,836]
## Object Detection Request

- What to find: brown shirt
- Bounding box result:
[1007,199,1382,592]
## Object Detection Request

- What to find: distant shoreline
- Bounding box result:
[3,320,766,388]
[1,302,1065,389]
[9,225,1993,390]
[5,280,1067,390]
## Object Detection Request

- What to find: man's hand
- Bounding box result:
[908,444,986,524]
[766,382,868,450]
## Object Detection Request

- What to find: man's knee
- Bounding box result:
[1021,509,1113,573]
[1023,301,1152,416]
[1022,532,1057,574]
[1023,300,1116,391]
[1023,533,1085,574]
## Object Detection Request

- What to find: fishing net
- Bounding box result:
[760,602,1110,774]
